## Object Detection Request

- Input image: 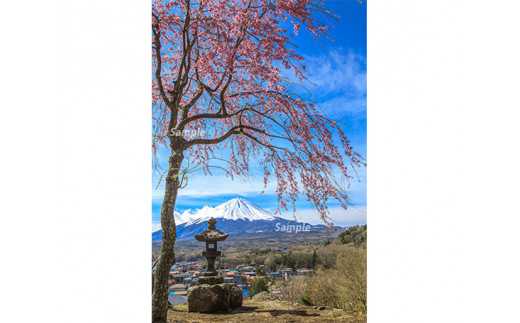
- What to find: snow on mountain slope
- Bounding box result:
[175,198,275,225]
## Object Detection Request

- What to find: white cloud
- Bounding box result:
[152,188,165,201]
[153,166,365,204]
[180,175,276,197]
[152,223,162,232]
[153,173,277,201]
[277,205,367,227]
[320,96,367,118]
[297,50,367,121]
[305,50,367,97]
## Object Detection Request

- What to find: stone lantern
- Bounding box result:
[187,217,242,313]
[194,217,228,285]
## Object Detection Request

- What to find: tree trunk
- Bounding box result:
[152,148,184,323]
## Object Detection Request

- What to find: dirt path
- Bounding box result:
[168,300,366,322]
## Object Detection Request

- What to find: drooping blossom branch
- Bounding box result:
[152,0,365,225]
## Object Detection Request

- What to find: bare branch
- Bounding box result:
[152,13,176,114]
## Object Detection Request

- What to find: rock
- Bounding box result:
[251,291,273,301]
[317,306,326,310]
[229,284,243,308]
[188,284,228,313]
[187,283,242,313]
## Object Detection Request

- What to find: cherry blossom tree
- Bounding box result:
[152,0,365,321]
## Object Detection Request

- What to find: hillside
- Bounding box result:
[152,229,341,265]
[168,300,367,322]
[337,224,367,245]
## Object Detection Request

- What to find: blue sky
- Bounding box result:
[152,0,366,229]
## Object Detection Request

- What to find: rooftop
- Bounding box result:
[169,284,187,290]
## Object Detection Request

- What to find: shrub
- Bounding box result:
[307,247,367,313]
[298,293,313,306]
[276,245,367,313]
[335,247,367,313]
[305,268,341,308]
[249,277,269,297]
[255,266,266,276]
[317,244,345,269]
[278,275,307,303]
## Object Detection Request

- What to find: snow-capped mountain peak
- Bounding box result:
[213,198,276,221]
[174,198,275,225]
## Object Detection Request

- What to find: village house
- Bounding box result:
[240,266,255,273]
[244,271,256,277]
[223,277,233,284]
[170,274,184,284]
[169,284,187,293]
[187,270,200,276]
[297,268,313,275]
[268,271,283,282]
[189,277,198,287]
[223,271,242,284]
[231,275,242,285]
[281,268,298,281]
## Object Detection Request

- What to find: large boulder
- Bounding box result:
[229,284,243,308]
[187,283,242,313]
[251,291,275,301]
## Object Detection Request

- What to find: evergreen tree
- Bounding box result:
[324,238,331,246]
[311,248,318,269]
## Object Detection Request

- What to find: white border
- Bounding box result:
[2,0,520,322]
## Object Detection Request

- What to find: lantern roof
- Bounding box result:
[194,217,229,242]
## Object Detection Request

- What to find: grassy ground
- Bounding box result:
[168,300,366,323]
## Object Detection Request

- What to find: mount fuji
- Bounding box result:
[152,198,329,241]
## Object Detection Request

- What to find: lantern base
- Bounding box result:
[197,276,224,285]
[187,283,243,313]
